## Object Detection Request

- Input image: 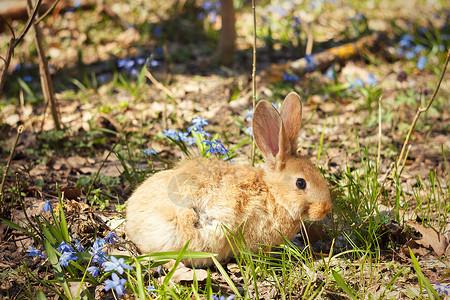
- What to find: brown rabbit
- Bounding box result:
[125,92,332,267]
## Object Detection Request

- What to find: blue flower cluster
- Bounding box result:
[117,57,161,78]
[13,62,36,83]
[283,72,300,83]
[163,116,211,146]
[27,246,46,258]
[304,54,317,72]
[395,34,428,70]
[211,295,236,300]
[434,282,450,296]
[202,139,229,156]
[199,0,221,24]
[349,73,376,88]
[43,200,54,213]
[52,232,137,297]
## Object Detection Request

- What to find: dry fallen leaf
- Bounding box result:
[406,221,448,256]
[158,260,208,284]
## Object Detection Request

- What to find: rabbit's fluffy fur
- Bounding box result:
[126,92,332,267]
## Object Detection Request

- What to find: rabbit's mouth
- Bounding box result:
[303,201,332,221]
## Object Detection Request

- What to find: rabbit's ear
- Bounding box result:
[253,100,290,166]
[280,92,302,154]
[253,100,280,163]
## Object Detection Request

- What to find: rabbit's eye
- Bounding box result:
[296,178,307,190]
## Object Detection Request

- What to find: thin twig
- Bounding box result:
[145,70,178,101]
[396,49,450,172]
[0,15,15,38]
[36,0,61,24]
[250,0,257,166]
[0,125,24,203]
[0,0,42,95]
[86,143,118,199]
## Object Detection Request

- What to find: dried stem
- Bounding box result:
[396,49,450,172]
[27,0,62,131]
[145,69,178,101]
[0,0,42,95]
[377,97,382,168]
[250,0,257,166]
[0,125,24,204]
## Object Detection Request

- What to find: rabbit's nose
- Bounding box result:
[305,201,332,221]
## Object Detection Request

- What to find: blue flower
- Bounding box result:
[43,201,53,213]
[104,273,127,297]
[27,246,46,258]
[89,238,108,264]
[150,59,161,67]
[155,46,163,55]
[22,75,33,83]
[395,47,405,57]
[324,66,335,80]
[73,239,84,252]
[105,232,119,245]
[202,140,213,148]
[245,126,253,137]
[399,34,414,48]
[188,116,209,134]
[292,16,301,27]
[103,256,133,274]
[59,251,78,267]
[87,266,99,277]
[73,0,81,8]
[147,285,155,295]
[191,116,209,127]
[208,11,217,23]
[203,139,229,156]
[136,57,146,65]
[350,78,364,88]
[413,44,426,53]
[199,12,206,20]
[416,56,427,70]
[163,129,181,141]
[365,73,376,86]
[130,68,139,78]
[144,148,157,156]
[185,137,197,146]
[245,109,254,122]
[201,0,213,11]
[434,282,450,296]
[283,72,300,83]
[154,26,162,38]
[57,242,75,254]
[98,74,107,83]
[211,295,236,300]
[213,139,230,156]
[305,54,317,72]
[405,50,415,60]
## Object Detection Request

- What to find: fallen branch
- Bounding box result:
[265,32,387,81]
